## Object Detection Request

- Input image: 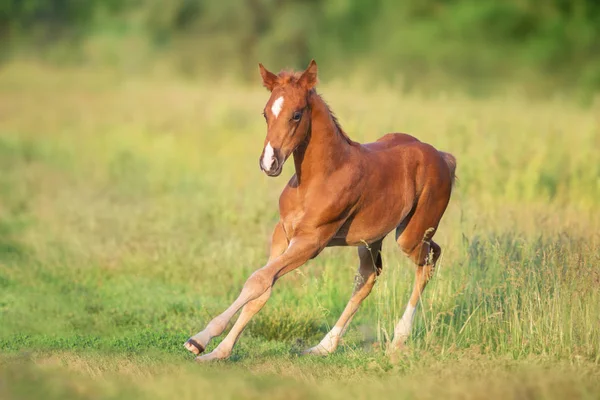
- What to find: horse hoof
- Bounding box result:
[386,340,409,358]
[184,339,205,355]
[301,346,331,357]
[195,351,229,362]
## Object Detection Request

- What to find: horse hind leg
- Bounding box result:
[391,238,441,349]
[390,189,448,350]
[303,240,383,356]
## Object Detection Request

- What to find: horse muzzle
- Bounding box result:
[259,144,284,177]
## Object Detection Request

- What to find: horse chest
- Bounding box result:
[278,191,336,240]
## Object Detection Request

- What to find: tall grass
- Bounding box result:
[0,63,599,399]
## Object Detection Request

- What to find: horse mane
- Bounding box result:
[317,93,354,145]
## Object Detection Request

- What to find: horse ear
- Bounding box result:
[298,60,318,89]
[259,63,278,91]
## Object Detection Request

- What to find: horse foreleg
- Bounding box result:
[185,230,322,361]
[186,223,288,360]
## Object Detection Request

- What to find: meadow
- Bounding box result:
[0,63,599,399]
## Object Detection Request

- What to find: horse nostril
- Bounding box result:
[271,157,278,171]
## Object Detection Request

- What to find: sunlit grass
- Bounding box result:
[0,63,599,399]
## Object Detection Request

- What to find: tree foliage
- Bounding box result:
[1,0,599,94]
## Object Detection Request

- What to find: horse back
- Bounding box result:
[362,132,455,195]
[370,132,420,149]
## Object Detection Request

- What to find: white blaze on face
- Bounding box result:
[262,141,275,170]
[271,96,284,118]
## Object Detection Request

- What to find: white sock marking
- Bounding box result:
[317,326,342,353]
[394,304,416,339]
[271,96,284,118]
[262,141,274,170]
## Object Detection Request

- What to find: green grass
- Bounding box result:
[0,63,599,399]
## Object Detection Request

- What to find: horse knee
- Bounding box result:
[244,268,274,295]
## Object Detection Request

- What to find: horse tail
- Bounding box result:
[440,151,457,187]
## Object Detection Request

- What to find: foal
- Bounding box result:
[185,60,456,361]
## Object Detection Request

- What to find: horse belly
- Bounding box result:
[333,201,412,246]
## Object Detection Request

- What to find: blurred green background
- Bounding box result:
[2,0,600,97]
[1,2,600,399]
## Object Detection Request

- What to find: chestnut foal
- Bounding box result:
[185,60,456,361]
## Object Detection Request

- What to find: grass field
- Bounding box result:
[0,63,599,399]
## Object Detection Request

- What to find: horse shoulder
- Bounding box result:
[279,175,300,216]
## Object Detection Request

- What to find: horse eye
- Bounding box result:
[292,111,302,121]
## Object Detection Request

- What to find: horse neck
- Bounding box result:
[293,93,354,184]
